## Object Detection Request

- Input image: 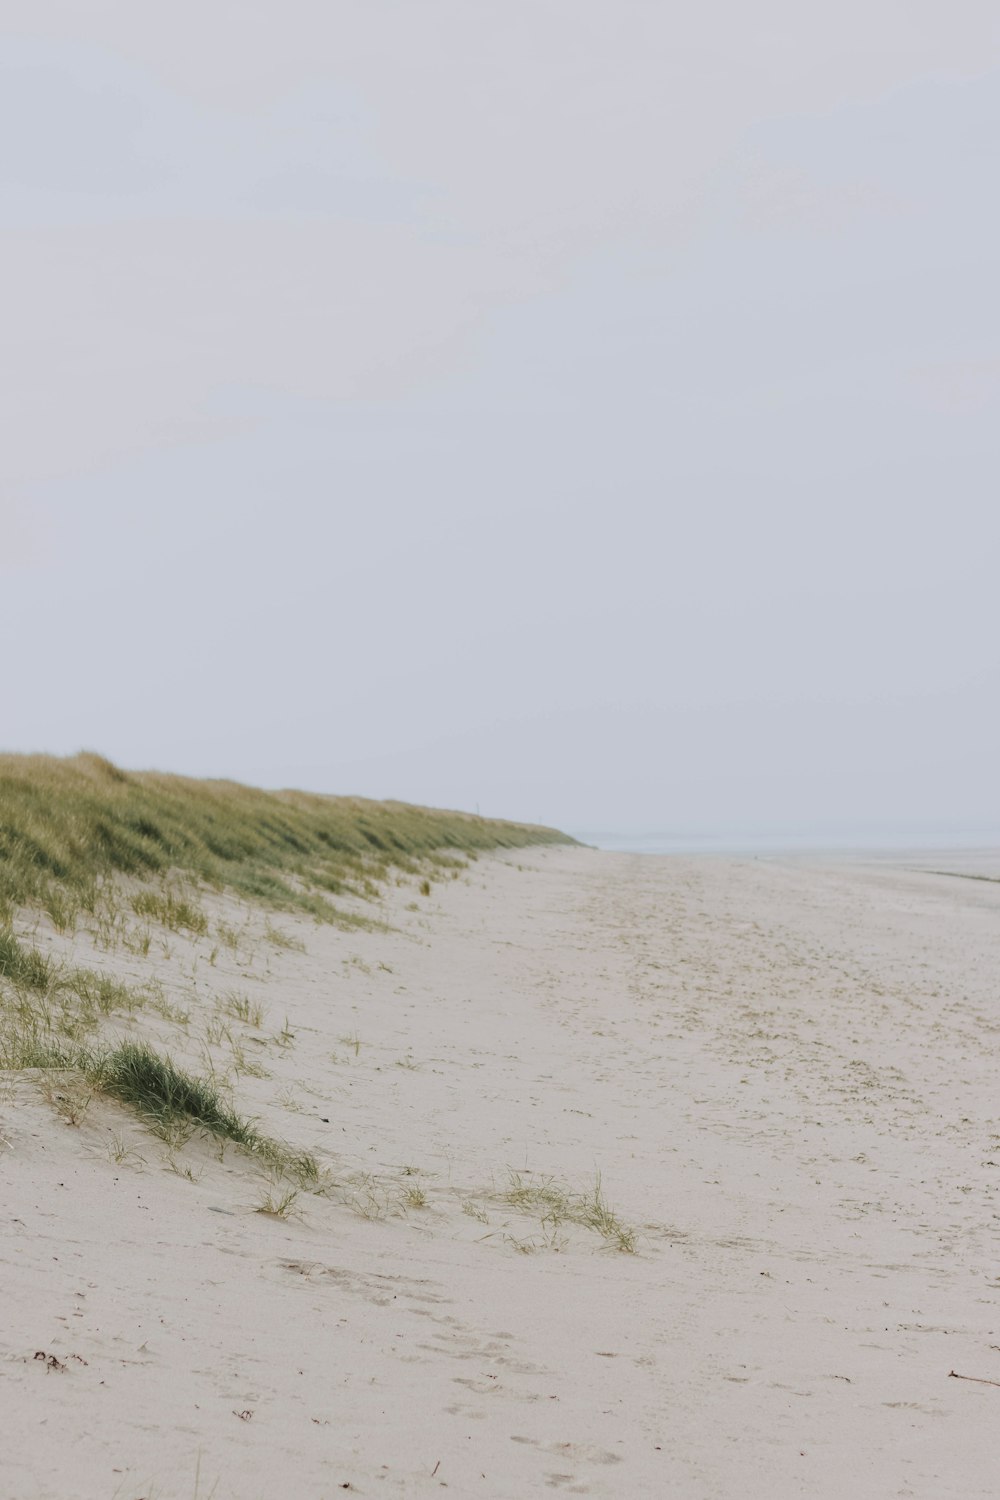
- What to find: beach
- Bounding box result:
[5,845,1000,1498]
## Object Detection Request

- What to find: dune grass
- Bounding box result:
[1,1021,320,1184]
[0,932,308,1177]
[0,751,571,931]
[0,928,56,991]
[94,1041,256,1144]
[92,1041,323,1183]
[0,927,159,1065]
[499,1170,637,1252]
[0,753,588,1225]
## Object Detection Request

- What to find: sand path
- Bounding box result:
[4,849,1000,1497]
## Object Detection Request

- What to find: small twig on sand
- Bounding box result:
[431,1460,441,1477]
[948,1370,1000,1389]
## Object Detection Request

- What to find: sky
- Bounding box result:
[2,2,999,839]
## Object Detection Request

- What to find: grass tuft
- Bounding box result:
[499,1170,637,1253]
[221,991,265,1029]
[255,1185,301,1219]
[93,1042,260,1150]
[0,930,55,992]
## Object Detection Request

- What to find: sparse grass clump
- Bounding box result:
[262,921,305,952]
[68,967,144,1017]
[499,1171,636,1253]
[255,1185,301,1219]
[39,1074,95,1127]
[0,929,159,1061]
[221,991,265,1029]
[0,1023,74,1071]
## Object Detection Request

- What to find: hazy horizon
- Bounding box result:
[572,825,1000,855]
[3,4,998,834]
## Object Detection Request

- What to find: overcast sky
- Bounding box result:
[3,3,999,838]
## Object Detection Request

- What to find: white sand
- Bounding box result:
[4,848,1000,1498]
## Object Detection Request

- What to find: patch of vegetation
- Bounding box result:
[93,1042,260,1148]
[498,1170,637,1253]
[255,1185,301,1219]
[131,888,209,935]
[7,1028,322,1182]
[220,990,265,1029]
[0,928,158,1061]
[0,751,572,929]
[262,921,305,952]
[0,929,55,992]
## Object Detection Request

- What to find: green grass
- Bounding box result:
[92,1042,322,1184]
[0,1025,320,1184]
[93,1041,258,1146]
[131,888,209,935]
[0,928,158,1063]
[0,929,56,992]
[0,751,572,929]
[0,753,577,1216]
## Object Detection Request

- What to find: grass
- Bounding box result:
[255,1185,301,1219]
[0,752,597,1246]
[498,1170,637,1253]
[39,1074,95,1127]
[0,930,159,1062]
[263,921,305,952]
[106,1129,145,1167]
[0,751,572,930]
[220,990,265,1028]
[93,1041,260,1148]
[0,928,55,992]
[131,888,209,935]
[1,1027,324,1188]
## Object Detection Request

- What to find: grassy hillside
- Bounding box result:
[0,751,571,929]
[0,751,572,1160]
[0,757,636,1258]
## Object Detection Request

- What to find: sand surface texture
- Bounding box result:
[4,848,1000,1498]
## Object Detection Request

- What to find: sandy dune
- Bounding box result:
[4,848,1000,1498]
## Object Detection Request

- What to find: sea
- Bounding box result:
[570,829,1000,876]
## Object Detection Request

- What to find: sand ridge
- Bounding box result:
[4,848,1000,1497]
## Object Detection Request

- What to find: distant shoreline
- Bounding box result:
[573,830,1000,861]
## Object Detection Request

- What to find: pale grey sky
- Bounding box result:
[3,3,999,837]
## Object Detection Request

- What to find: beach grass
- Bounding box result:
[93,1041,258,1146]
[0,751,571,932]
[500,1170,637,1252]
[0,751,593,1235]
[0,1019,320,1185]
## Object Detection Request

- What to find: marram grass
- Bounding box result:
[0,751,572,928]
[0,753,584,1217]
[0,1024,318,1181]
